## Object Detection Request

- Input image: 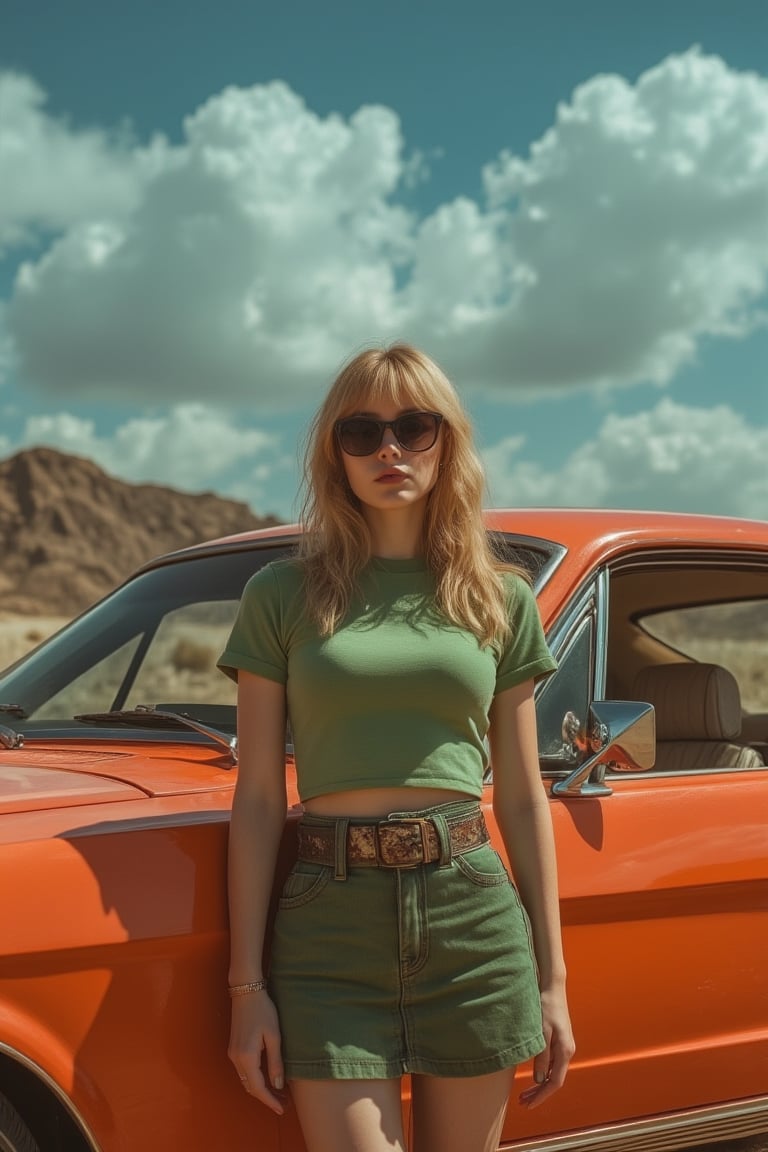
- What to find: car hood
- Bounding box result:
[0,740,241,813]
[0,750,147,814]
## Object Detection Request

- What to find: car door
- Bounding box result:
[491,551,768,1148]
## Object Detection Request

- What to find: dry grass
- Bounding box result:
[171,637,217,674]
[1,614,764,719]
[0,616,71,673]
[675,638,766,713]
[0,615,237,716]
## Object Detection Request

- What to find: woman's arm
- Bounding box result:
[227,669,288,1114]
[489,678,575,1109]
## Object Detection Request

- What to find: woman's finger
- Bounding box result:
[236,1062,285,1115]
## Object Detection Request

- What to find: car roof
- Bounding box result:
[137,507,768,575]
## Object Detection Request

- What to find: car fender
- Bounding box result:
[0,1010,108,1152]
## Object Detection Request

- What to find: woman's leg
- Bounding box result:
[410,1068,515,1152]
[290,1078,407,1152]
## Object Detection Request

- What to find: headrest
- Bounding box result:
[632,663,742,741]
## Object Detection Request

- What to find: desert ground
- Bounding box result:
[0,615,71,671]
[2,612,764,710]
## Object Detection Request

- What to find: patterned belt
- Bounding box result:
[296,809,489,868]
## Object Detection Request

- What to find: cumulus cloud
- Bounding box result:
[0,73,151,253]
[8,82,410,403]
[4,49,768,406]
[20,404,283,498]
[483,399,768,520]
[476,48,768,390]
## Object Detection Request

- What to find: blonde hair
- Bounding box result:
[299,343,523,644]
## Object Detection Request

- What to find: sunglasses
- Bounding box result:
[335,411,443,456]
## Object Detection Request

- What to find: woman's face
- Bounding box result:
[336,400,443,517]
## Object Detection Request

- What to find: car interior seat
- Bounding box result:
[632,662,765,772]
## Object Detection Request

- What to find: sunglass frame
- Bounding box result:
[335,412,443,456]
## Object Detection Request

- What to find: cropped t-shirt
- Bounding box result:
[217,556,556,802]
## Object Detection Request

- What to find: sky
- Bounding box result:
[1,0,767,522]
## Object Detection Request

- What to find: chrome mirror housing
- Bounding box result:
[552,701,655,798]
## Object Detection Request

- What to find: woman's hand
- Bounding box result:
[229,992,286,1115]
[519,985,575,1109]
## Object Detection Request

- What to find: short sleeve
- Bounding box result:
[217,563,288,685]
[495,573,557,694]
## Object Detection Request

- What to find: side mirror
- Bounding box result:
[551,701,655,798]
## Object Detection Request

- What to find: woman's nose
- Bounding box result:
[377,429,401,457]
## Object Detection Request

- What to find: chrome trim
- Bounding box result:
[0,723,23,749]
[1,1040,765,1152]
[544,577,599,673]
[499,1094,768,1151]
[0,1042,102,1152]
[609,760,767,781]
[544,567,658,797]
[534,578,599,770]
[608,546,768,576]
[551,701,655,798]
[594,566,609,702]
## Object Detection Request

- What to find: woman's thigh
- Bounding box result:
[289,1077,407,1152]
[411,1068,515,1152]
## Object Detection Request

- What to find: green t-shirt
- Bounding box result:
[218,556,556,802]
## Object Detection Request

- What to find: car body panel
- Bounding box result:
[0,509,766,1152]
[0,759,145,814]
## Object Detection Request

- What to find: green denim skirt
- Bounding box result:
[269,800,545,1080]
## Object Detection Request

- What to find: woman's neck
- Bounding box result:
[364,508,425,559]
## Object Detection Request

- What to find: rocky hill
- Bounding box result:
[0,447,280,616]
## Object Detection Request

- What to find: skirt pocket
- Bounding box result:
[454,843,511,888]
[278,861,332,909]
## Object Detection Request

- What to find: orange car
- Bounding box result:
[0,509,766,1152]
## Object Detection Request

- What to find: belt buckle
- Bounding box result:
[375,817,432,867]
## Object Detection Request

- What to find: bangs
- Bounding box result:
[333,347,451,420]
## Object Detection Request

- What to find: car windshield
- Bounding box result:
[0,533,561,739]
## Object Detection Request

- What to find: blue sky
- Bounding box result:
[1,0,767,520]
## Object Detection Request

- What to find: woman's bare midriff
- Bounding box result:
[302,785,477,818]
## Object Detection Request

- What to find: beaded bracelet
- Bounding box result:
[229,979,268,996]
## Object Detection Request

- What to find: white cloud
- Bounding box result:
[0,73,151,253]
[483,399,768,520]
[4,49,768,406]
[20,404,283,498]
[477,48,768,390]
[7,82,411,403]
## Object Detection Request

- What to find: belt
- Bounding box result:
[296,809,489,869]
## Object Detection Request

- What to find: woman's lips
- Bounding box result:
[376,471,408,483]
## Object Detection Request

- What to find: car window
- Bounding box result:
[536,611,595,769]
[35,637,143,720]
[0,546,287,724]
[604,557,768,772]
[641,599,767,712]
[530,577,602,774]
[0,534,562,736]
[123,601,239,710]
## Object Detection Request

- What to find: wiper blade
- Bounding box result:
[74,706,238,766]
[0,703,27,718]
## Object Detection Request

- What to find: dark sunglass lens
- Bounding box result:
[395,413,438,450]
[339,418,381,455]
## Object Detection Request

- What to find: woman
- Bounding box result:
[218,344,574,1152]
